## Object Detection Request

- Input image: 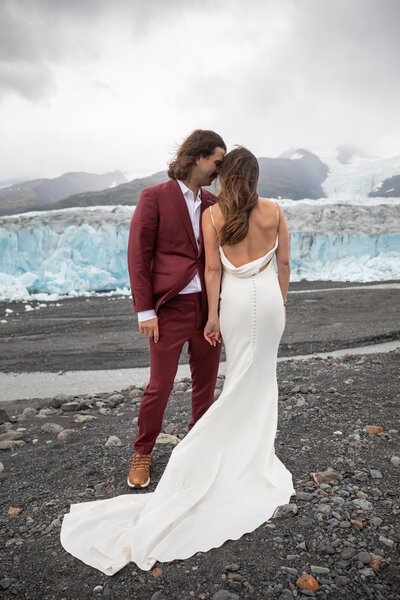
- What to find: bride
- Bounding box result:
[60,146,295,575]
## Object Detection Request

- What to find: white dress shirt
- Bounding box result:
[137,179,202,323]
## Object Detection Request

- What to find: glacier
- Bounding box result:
[0,201,399,301]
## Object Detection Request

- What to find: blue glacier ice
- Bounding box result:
[0,202,399,301]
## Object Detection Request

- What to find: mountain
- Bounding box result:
[369,174,400,197]
[258,148,329,199]
[29,171,170,212]
[316,148,400,200]
[0,170,127,216]
[1,146,399,216]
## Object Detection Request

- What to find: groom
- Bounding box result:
[127,129,226,488]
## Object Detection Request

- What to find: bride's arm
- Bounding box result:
[275,204,290,305]
[202,209,222,346]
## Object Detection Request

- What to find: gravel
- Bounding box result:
[0,350,399,599]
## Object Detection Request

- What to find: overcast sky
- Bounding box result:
[0,0,399,182]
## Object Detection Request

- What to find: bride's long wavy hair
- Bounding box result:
[217,147,259,246]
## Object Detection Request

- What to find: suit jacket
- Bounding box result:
[127,178,217,316]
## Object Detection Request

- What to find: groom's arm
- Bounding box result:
[127,187,159,313]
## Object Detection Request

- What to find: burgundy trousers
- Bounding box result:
[134,293,222,455]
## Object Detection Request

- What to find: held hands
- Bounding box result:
[139,317,159,343]
[204,318,222,347]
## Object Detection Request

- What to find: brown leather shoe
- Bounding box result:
[127,451,151,488]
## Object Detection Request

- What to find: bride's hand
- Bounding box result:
[204,319,222,347]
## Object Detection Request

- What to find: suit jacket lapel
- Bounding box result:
[167,179,198,253]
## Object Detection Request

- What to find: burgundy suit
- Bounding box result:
[127,178,221,454]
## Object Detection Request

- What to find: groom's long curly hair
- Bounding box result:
[217,147,259,246]
[168,130,226,180]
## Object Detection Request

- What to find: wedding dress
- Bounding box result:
[60,203,295,575]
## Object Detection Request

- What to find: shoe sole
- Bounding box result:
[127,476,150,489]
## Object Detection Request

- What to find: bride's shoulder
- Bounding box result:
[257,197,277,212]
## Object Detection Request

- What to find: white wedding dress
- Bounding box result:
[60,207,295,575]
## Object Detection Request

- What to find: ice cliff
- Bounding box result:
[0,201,399,300]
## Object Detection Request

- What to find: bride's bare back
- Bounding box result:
[210,197,281,267]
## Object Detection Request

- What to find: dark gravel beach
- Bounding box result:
[0,352,399,599]
[0,281,399,373]
[0,281,399,599]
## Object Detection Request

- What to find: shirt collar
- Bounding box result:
[177,179,202,204]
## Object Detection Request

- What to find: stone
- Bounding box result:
[310,565,330,574]
[225,563,240,572]
[105,436,123,447]
[41,423,64,434]
[155,433,180,445]
[369,468,382,479]
[0,579,14,591]
[364,425,383,435]
[0,462,3,472]
[61,402,80,412]
[74,415,97,423]
[391,456,400,467]
[8,507,22,516]
[273,503,298,518]
[335,575,350,586]
[93,585,103,593]
[150,592,164,600]
[0,440,25,451]
[354,470,368,481]
[296,573,319,591]
[164,422,175,435]
[37,407,57,417]
[278,591,294,600]
[352,498,373,510]
[317,543,335,555]
[211,591,240,600]
[21,407,36,419]
[350,519,363,529]
[0,431,23,441]
[48,394,68,408]
[311,470,341,484]
[341,547,356,560]
[295,491,313,501]
[57,429,78,442]
[378,535,394,548]
[358,551,372,564]
[314,503,331,514]
[369,555,385,569]
[106,394,124,408]
[0,408,10,424]
[359,567,375,577]
[227,573,243,582]
[281,566,298,575]
[369,516,383,528]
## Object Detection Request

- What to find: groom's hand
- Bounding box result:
[204,319,222,347]
[139,317,159,343]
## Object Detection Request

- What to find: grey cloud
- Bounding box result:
[179,0,400,154]
[0,0,207,101]
[0,0,104,101]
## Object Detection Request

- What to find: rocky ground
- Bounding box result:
[0,350,399,600]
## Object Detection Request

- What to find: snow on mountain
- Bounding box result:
[0,202,399,301]
[311,147,400,200]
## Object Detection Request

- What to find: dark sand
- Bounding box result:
[0,281,399,373]
[0,281,399,599]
